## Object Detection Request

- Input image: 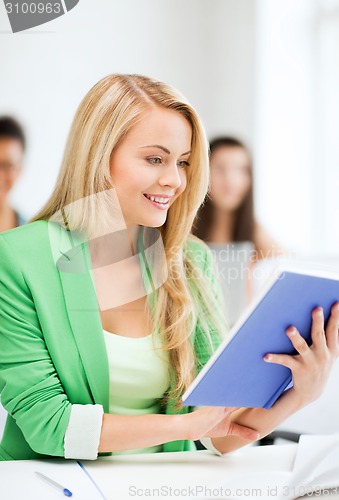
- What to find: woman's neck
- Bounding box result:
[207,209,236,243]
[126,225,140,255]
[89,224,141,267]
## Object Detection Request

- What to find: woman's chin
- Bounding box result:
[139,213,168,228]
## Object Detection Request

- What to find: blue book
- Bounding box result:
[182,267,339,409]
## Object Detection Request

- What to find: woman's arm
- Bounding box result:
[98,407,259,453]
[0,236,75,457]
[98,413,186,452]
[209,386,303,453]
[207,303,339,454]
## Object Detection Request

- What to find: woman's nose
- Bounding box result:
[158,163,182,189]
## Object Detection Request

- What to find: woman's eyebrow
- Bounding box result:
[139,145,191,156]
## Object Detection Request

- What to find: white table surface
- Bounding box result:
[83,444,339,500]
[1,444,338,499]
[82,444,299,499]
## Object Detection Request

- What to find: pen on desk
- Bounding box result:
[34,471,73,497]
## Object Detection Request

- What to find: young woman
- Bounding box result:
[193,136,285,259]
[0,117,27,232]
[0,75,338,461]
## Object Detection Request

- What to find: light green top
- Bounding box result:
[103,329,170,454]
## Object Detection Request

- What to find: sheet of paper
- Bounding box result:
[0,459,104,499]
[290,433,339,490]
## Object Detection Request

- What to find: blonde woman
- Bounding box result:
[0,74,338,461]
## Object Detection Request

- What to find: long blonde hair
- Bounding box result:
[31,74,226,407]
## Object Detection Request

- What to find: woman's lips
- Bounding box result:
[143,193,171,210]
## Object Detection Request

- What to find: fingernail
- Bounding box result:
[288,327,296,336]
[264,354,273,362]
[250,432,260,441]
[316,307,323,316]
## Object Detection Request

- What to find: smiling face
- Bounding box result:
[0,138,23,205]
[209,146,252,212]
[109,106,192,227]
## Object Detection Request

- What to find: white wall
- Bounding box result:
[312,0,339,253]
[0,0,256,219]
[254,0,316,254]
[254,0,339,255]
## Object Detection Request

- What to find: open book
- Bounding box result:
[182,265,339,409]
[197,433,339,500]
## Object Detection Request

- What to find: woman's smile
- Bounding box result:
[143,193,173,210]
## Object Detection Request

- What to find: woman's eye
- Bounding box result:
[177,160,190,168]
[147,157,162,165]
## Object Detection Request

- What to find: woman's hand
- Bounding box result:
[264,302,339,407]
[185,406,260,442]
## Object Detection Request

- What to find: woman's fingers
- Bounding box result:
[264,351,296,370]
[264,304,339,367]
[325,302,339,354]
[222,406,240,417]
[285,326,311,357]
[227,421,260,441]
[264,326,310,368]
[311,307,327,352]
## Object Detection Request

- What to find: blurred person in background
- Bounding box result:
[193,136,284,258]
[193,137,285,325]
[0,117,27,232]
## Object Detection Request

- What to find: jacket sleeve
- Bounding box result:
[0,235,72,457]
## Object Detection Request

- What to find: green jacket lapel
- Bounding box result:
[48,221,109,411]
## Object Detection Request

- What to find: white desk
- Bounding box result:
[83,445,298,499]
[1,445,338,499]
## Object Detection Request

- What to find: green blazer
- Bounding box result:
[0,220,223,460]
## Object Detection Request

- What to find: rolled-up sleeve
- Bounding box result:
[199,437,223,456]
[64,404,104,459]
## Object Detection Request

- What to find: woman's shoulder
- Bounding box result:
[0,220,59,266]
[0,219,49,245]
